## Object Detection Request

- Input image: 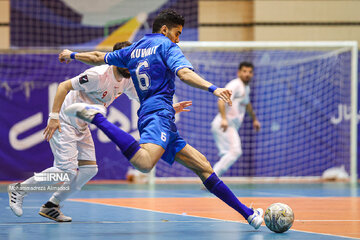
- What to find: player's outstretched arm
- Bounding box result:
[59,49,106,66]
[43,80,73,141]
[177,68,232,106]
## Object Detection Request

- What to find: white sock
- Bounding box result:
[50,165,98,203]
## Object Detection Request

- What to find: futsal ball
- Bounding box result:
[264,203,294,233]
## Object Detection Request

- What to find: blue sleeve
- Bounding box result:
[104,49,127,68]
[165,44,194,75]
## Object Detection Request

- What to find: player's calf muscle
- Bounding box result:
[195,160,213,180]
[192,154,212,173]
[193,165,213,181]
[176,149,213,180]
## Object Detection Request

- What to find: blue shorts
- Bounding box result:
[138,109,187,165]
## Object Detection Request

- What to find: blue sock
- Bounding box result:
[91,113,140,160]
[203,172,253,219]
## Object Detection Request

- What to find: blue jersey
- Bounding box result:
[104,33,193,119]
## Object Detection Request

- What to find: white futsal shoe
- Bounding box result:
[247,208,264,230]
[39,205,72,222]
[8,183,26,217]
[64,103,106,123]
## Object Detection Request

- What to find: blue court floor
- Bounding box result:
[0,182,359,240]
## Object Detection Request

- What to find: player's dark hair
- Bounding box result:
[113,41,132,78]
[113,41,132,51]
[238,62,254,70]
[152,9,185,33]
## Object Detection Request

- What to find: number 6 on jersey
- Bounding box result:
[135,60,151,91]
[161,132,167,142]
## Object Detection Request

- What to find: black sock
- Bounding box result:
[44,201,58,208]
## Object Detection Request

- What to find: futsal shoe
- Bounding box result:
[64,103,106,123]
[39,205,72,222]
[247,208,264,230]
[8,183,26,217]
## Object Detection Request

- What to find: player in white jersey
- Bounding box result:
[211,62,260,176]
[8,41,192,222]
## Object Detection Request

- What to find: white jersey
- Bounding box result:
[213,78,250,130]
[60,65,138,130]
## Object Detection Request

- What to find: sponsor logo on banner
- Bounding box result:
[330,104,360,125]
[8,83,181,151]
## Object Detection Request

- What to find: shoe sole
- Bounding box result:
[65,103,106,119]
[253,218,263,230]
[39,212,72,222]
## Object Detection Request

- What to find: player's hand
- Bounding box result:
[213,88,232,106]
[220,118,228,132]
[43,119,61,142]
[173,101,192,114]
[59,49,73,64]
[253,119,261,131]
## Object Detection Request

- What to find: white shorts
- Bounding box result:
[49,120,95,171]
[211,116,242,157]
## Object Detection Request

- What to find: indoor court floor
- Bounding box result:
[0,181,359,240]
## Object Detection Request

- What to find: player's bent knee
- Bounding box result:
[130,149,157,173]
[75,165,98,191]
[131,159,155,173]
[136,163,155,173]
[230,149,242,159]
[135,167,151,173]
[59,168,77,180]
[226,147,242,159]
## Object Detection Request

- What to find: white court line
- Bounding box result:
[68,199,360,240]
[295,219,360,222]
[0,218,358,240]
[0,220,222,226]
[69,199,233,222]
[248,192,359,198]
[85,189,203,198]
[251,191,305,197]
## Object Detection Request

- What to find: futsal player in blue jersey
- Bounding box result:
[59,9,263,229]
